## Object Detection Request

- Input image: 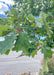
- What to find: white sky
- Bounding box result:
[0,0,14,14]
[0,0,14,5]
[0,2,8,14]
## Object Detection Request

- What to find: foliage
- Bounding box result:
[43,58,54,75]
[13,32,32,53]
[48,58,54,73]
[0,33,16,54]
[0,16,9,24]
[0,25,13,36]
[0,0,54,73]
[42,46,53,58]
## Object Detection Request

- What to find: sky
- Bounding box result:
[0,0,40,18]
[0,0,14,18]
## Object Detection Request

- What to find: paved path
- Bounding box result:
[0,51,43,75]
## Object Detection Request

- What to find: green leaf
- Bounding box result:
[13,33,31,53]
[0,33,16,54]
[5,50,10,55]
[28,14,35,22]
[41,46,53,58]
[43,59,49,72]
[40,59,49,74]
[0,25,13,36]
[32,50,37,57]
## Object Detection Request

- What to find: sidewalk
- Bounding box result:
[0,51,43,75]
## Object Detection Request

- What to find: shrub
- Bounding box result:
[48,58,54,73]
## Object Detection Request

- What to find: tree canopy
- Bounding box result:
[0,0,54,73]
